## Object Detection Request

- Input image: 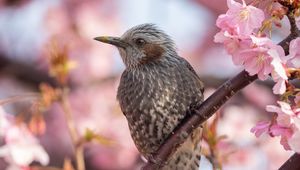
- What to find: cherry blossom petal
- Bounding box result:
[280,136,292,150]
[226,0,265,36]
[272,78,286,95]
[269,124,293,137]
[266,104,281,113]
[269,49,288,80]
[250,121,271,137]
[277,101,293,115]
[288,37,300,68]
[10,142,49,166]
[0,122,49,168]
[288,131,300,153]
[214,31,227,43]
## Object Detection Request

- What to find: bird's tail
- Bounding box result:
[162,127,202,170]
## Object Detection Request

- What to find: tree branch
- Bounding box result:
[142,9,299,170]
[279,153,300,170]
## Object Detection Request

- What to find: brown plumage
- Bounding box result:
[95,24,204,170]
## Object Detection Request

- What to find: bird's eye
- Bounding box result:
[135,38,146,46]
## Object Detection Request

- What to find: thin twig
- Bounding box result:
[60,87,85,170]
[0,93,40,106]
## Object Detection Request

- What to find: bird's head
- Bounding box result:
[94,24,177,68]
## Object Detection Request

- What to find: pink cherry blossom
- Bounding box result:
[288,131,300,152]
[215,1,288,91]
[269,124,293,150]
[288,117,300,152]
[234,36,286,80]
[214,32,252,62]
[279,135,292,150]
[216,14,237,36]
[216,34,287,84]
[269,124,293,138]
[272,78,287,95]
[214,0,265,57]
[269,50,288,80]
[269,48,288,94]
[238,47,273,80]
[266,101,297,127]
[214,30,241,53]
[250,121,271,137]
[0,107,49,168]
[0,125,49,166]
[217,0,265,36]
[262,101,300,152]
[286,37,300,68]
[252,101,300,152]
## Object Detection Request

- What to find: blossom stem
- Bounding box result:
[60,87,85,170]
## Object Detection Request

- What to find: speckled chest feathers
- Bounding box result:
[95,24,204,170]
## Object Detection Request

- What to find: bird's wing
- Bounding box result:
[181,58,205,94]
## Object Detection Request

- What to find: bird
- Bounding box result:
[94,24,204,170]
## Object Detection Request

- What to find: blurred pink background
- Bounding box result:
[0,0,294,169]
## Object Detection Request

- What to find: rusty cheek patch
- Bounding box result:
[140,44,164,64]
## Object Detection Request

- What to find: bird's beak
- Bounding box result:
[94,36,128,48]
